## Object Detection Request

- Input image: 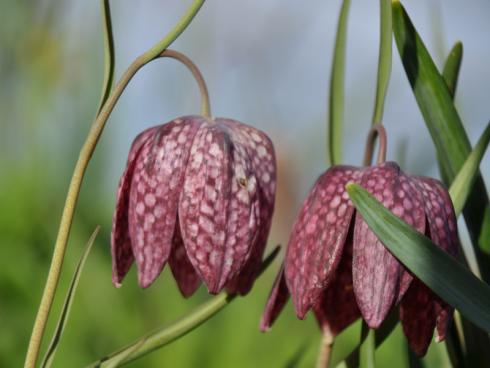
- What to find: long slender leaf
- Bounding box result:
[97,0,115,113]
[450,122,490,215]
[41,227,100,368]
[347,183,490,332]
[328,0,351,165]
[359,323,375,368]
[86,246,280,368]
[392,1,490,282]
[372,0,392,124]
[442,42,463,99]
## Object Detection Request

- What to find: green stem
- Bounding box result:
[98,0,115,113]
[371,0,392,124]
[315,330,334,368]
[327,0,351,165]
[23,2,205,367]
[86,247,280,367]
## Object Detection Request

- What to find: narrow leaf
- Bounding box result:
[442,42,463,99]
[450,122,490,216]
[347,183,490,333]
[359,323,375,368]
[41,227,100,368]
[86,246,280,368]
[97,0,115,113]
[392,1,490,281]
[372,0,392,124]
[328,0,351,165]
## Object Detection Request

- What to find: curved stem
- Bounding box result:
[161,49,211,118]
[24,2,205,367]
[315,330,334,368]
[98,0,115,113]
[362,123,387,166]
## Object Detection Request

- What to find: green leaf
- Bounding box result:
[442,42,463,99]
[86,246,280,368]
[372,0,392,124]
[41,227,100,368]
[347,183,490,332]
[97,0,115,113]
[450,122,490,216]
[359,323,375,368]
[328,0,351,165]
[392,0,490,281]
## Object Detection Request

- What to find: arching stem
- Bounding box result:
[362,123,387,166]
[161,49,211,118]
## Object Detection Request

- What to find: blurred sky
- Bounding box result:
[1,0,490,366]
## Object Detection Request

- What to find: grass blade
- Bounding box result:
[328,0,351,165]
[41,227,100,368]
[392,1,490,282]
[372,0,392,124]
[359,323,375,368]
[97,0,115,113]
[86,246,280,368]
[347,183,490,333]
[450,122,490,215]
[442,42,463,99]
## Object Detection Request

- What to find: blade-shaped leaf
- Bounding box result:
[328,0,351,165]
[372,0,392,125]
[347,183,490,333]
[359,323,375,368]
[442,42,463,99]
[450,122,490,216]
[86,246,280,368]
[97,0,115,113]
[392,0,490,281]
[41,227,100,368]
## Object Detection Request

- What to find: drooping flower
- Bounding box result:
[112,115,276,296]
[261,125,459,356]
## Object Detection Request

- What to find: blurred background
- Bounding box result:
[1,0,489,366]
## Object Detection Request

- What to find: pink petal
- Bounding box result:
[179,122,260,294]
[220,119,277,295]
[128,117,203,288]
[395,174,427,302]
[260,264,290,332]
[400,279,436,356]
[313,240,360,336]
[414,176,459,337]
[353,162,411,328]
[168,222,201,297]
[111,126,157,286]
[285,166,361,319]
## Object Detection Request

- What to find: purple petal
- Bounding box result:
[168,221,201,297]
[219,119,276,295]
[313,240,360,336]
[128,117,203,288]
[285,166,361,319]
[395,174,427,302]
[111,126,157,286]
[260,264,290,332]
[414,176,459,338]
[179,122,260,294]
[400,279,436,356]
[353,162,409,328]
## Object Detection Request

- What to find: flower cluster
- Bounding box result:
[261,160,459,355]
[111,115,276,296]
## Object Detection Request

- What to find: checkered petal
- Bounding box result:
[260,264,290,331]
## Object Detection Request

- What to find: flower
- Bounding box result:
[111,115,276,296]
[261,161,459,356]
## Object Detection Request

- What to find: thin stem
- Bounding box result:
[160,49,211,118]
[315,330,334,368]
[371,0,392,125]
[86,247,280,367]
[362,123,387,166]
[24,2,205,367]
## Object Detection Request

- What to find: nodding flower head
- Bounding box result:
[261,124,459,356]
[111,115,276,296]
